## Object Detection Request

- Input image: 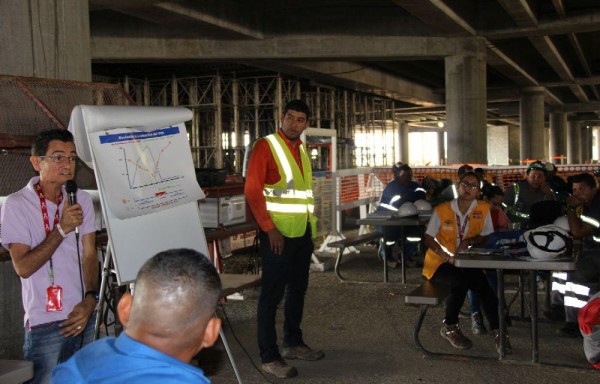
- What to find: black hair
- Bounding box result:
[137,248,222,315]
[570,173,596,189]
[284,99,310,119]
[393,162,412,175]
[459,171,480,183]
[457,164,474,177]
[31,129,74,156]
[485,185,504,200]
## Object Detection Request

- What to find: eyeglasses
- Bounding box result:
[38,155,78,164]
[459,181,479,190]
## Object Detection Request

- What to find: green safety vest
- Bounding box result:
[262,133,317,238]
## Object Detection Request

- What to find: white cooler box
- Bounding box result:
[198,195,246,228]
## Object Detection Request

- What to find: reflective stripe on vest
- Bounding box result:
[506,183,530,219]
[580,214,600,242]
[263,134,315,238]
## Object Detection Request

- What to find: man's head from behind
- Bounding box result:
[392,162,412,185]
[118,248,222,363]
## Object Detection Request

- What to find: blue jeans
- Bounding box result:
[24,313,96,384]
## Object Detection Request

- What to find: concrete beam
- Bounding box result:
[91,35,486,61]
[254,61,442,107]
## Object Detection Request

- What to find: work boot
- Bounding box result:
[261,359,298,379]
[281,344,325,361]
[492,329,512,354]
[471,311,487,335]
[440,323,473,350]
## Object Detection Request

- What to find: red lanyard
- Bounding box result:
[35,183,63,285]
[455,212,470,242]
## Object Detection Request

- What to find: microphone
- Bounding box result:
[65,180,79,235]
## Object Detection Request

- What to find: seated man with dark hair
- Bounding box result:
[51,248,222,383]
[376,162,427,267]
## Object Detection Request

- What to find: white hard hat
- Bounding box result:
[553,215,570,232]
[397,202,418,217]
[414,199,432,212]
[524,225,571,260]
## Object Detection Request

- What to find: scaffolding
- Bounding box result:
[112,72,405,172]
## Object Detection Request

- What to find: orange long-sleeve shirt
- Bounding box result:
[244,129,304,233]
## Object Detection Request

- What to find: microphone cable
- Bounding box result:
[217,303,275,384]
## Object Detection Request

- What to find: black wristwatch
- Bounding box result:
[84,290,99,302]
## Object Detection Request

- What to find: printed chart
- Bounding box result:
[91,125,204,219]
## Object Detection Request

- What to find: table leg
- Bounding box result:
[400,227,406,284]
[530,270,539,364]
[497,268,505,359]
[383,242,388,283]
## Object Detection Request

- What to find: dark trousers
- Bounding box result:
[430,263,500,330]
[257,227,314,363]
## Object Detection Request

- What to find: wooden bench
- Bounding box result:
[329,231,384,283]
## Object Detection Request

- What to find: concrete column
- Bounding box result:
[508,125,520,165]
[0,0,91,81]
[567,120,581,164]
[487,125,509,165]
[437,131,446,165]
[398,121,409,164]
[549,112,567,164]
[445,51,487,164]
[519,87,546,162]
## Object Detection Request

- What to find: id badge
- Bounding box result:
[46,285,63,312]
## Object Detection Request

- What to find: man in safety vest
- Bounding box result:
[550,173,600,337]
[245,99,323,379]
[503,161,555,227]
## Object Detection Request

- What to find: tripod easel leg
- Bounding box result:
[94,243,113,341]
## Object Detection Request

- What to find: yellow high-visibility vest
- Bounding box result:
[262,133,317,238]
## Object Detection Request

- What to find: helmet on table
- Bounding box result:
[524,225,571,260]
[414,199,432,212]
[397,202,418,217]
[553,215,571,233]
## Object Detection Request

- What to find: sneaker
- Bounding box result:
[440,323,473,350]
[261,359,298,379]
[556,322,581,338]
[471,311,487,335]
[281,344,325,361]
[492,329,512,354]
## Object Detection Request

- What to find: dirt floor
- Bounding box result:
[197,244,599,383]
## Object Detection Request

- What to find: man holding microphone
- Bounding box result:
[1,129,98,384]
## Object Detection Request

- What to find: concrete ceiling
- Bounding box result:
[89,0,600,127]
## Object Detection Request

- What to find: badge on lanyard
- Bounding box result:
[46,284,63,312]
[36,183,65,313]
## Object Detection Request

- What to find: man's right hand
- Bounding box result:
[60,200,83,234]
[267,228,284,254]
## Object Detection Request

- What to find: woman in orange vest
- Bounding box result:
[422,171,511,353]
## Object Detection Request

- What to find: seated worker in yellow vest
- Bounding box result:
[422,171,511,353]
